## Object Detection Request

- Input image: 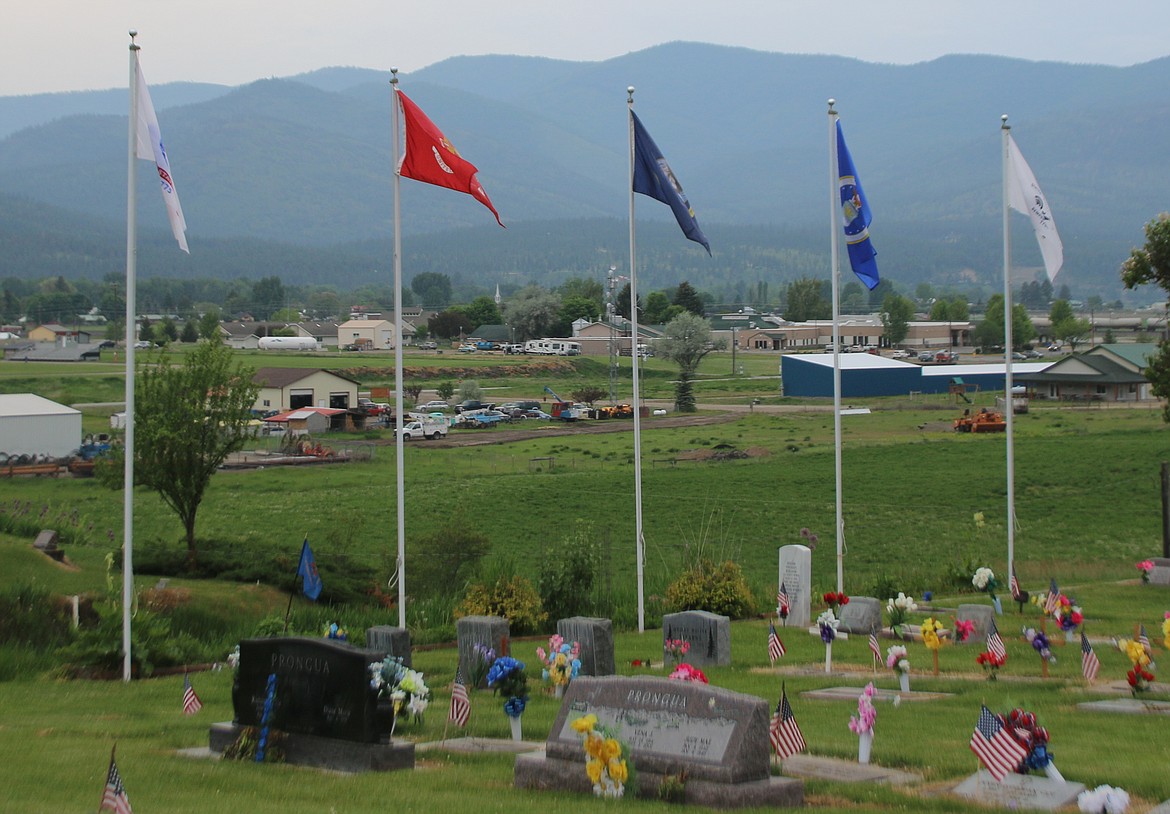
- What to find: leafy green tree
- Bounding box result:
[461,296,501,330]
[841,280,867,313]
[436,381,456,401]
[428,309,470,341]
[411,272,453,307]
[180,320,199,343]
[1054,317,1092,350]
[930,297,969,322]
[1048,299,1074,327]
[132,339,260,566]
[614,282,643,321]
[973,294,1035,349]
[158,316,179,343]
[655,312,724,412]
[784,278,830,322]
[456,380,483,402]
[270,307,301,322]
[1123,215,1170,421]
[880,293,915,346]
[250,276,285,320]
[559,277,604,313]
[198,309,222,341]
[673,281,704,316]
[502,286,561,341]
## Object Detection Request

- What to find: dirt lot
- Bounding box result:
[419,411,741,448]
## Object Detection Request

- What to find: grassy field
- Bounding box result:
[3,357,1170,811]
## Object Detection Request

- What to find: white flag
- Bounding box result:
[135,64,189,253]
[1006,133,1061,281]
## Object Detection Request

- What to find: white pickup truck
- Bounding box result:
[396,420,448,440]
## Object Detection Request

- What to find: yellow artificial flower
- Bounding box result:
[584,732,604,758]
[608,758,629,784]
[1120,638,1151,667]
[920,617,944,651]
[586,758,604,784]
[601,738,622,762]
[1163,617,1170,650]
[570,714,597,735]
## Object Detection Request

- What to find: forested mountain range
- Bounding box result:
[2,43,1168,301]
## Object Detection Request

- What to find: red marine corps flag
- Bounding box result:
[396,90,503,227]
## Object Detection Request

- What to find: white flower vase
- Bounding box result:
[1065,630,1075,644]
[992,595,1003,615]
[898,671,910,694]
[509,714,523,742]
[858,731,873,764]
[554,684,564,699]
[824,642,833,674]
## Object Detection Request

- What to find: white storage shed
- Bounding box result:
[0,394,82,458]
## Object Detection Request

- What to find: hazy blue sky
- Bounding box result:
[4,0,1169,95]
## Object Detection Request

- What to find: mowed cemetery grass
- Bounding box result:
[2,354,1170,811]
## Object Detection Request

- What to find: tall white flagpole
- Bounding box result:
[122,31,141,682]
[827,99,845,594]
[1001,115,1017,580]
[390,69,407,628]
[627,85,646,634]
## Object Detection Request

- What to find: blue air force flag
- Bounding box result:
[631,111,711,254]
[835,121,879,290]
[296,538,322,601]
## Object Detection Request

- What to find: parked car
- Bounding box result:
[98,340,117,349]
[133,340,154,349]
[458,344,477,353]
[933,350,954,363]
[455,400,493,414]
[396,420,448,440]
[418,341,438,350]
[1011,352,1028,361]
[891,349,912,359]
[1024,350,1044,359]
[917,350,935,362]
[417,400,449,411]
[358,398,389,415]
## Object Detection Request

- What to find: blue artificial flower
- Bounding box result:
[487,656,523,687]
[503,696,527,718]
[923,591,933,602]
[819,624,836,644]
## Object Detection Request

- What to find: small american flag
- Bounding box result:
[182,674,202,716]
[868,629,881,664]
[99,747,133,814]
[1043,578,1060,615]
[1009,569,1021,600]
[969,705,1026,782]
[777,582,790,618]
[769,688,805,759]
[1081,632,1100,683]
[768,622,786,664]
[1139,624,1152,654]
[987,620,1007,661]
[448,670,471,727]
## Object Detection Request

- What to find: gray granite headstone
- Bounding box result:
[837,597,882,635]
[365,626,411,668]
[1149,557,1170,587]
[777,545,812,628]
[955,604,996,644]
[456,615,510,687]
[663,610,732,667]
[556,616,614,676]
[32,529,59,551]
[514,676,804,807]
[953,770,1084,810]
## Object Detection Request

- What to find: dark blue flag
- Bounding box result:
[631,111,710,254]
[296,538,322,601]
[835,120,879,290]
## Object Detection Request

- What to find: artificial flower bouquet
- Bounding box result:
[972,567,1002,613]
[668,663,708,683]
[1136,560,1154,584]
[664,638,691,664]
[885,645,909,674]
[976,650,1006,679]
[570,714,633,799]
[536,635,581,688]
[848,682,877,735]
[952,618,975,643]
[920,617,945,650]
[1163,612,1170,649]
[1077,785,1130,814]
[486,656,529,717]
[1004,708,1054,774]
[1051,594,1084,633]
[324,622,347,641]
[817,610,839,644]
[886,592,918,631]
[468,642,496,689]
[1117,637,1155,695]
[823,591,850,612]
[1024,628,1055,663]
[368,656,431,724]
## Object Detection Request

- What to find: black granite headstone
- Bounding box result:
[232,636,387,743]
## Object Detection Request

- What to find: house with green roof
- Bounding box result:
[1015,343,1153,402]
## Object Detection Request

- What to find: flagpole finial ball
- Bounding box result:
[1001,114,1008,123]
[827,98,836,111]
[129,29,137,38]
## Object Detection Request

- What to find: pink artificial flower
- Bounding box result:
[668,663,708,683]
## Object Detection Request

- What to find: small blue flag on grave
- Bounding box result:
[297,538,322,600]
